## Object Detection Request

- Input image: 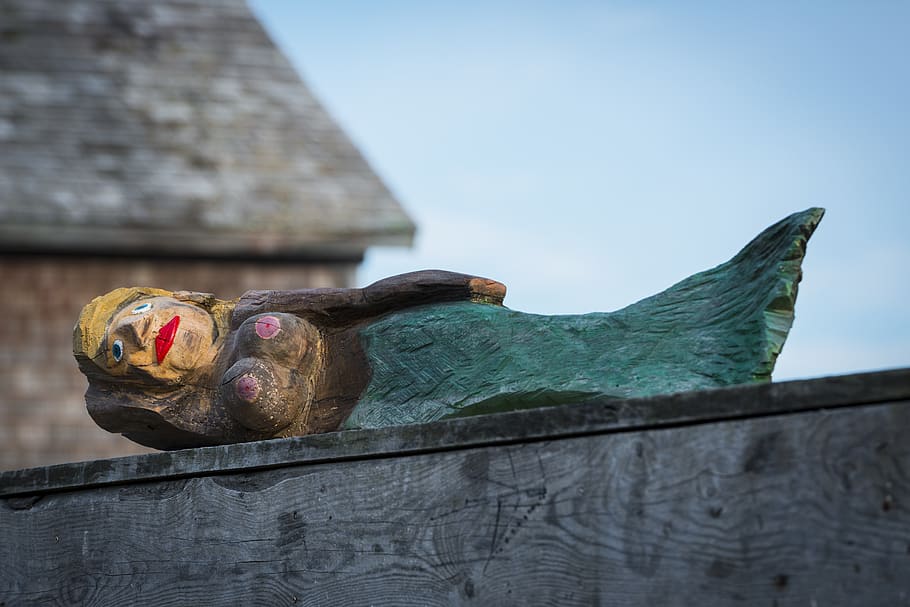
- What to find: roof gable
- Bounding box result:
[0,0,415,257]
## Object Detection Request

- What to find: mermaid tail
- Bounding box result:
[605,206,824,387]
[343,208,824,429]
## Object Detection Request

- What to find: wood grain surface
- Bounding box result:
[2,395,909,605]
[73,210,821,448]
[347,209,826,430]
[234,270,506,328]
[2,368,908,497]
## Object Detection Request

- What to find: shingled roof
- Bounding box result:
[0,0,415,259]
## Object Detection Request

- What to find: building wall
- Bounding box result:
[0,255,355,471]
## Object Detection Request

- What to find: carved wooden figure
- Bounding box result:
[75,208,824,449]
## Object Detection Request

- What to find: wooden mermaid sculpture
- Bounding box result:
[74,208,824,449]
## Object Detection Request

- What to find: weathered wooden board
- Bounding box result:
[2,370,910,606]
[3,368,907,498]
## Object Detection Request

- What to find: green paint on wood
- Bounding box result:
[343,208,824,429]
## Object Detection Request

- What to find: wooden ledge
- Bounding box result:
[2,368,908,498]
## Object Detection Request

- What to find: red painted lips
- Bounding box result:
[155,315,180,363]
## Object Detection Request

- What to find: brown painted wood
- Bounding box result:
[309,327,372,435]
[74,270,507,450]
[2,395,908,605]
[233,269,507,327]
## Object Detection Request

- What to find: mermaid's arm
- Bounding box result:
[232,270,506,328]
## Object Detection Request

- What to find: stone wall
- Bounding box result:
[0,255,354,471]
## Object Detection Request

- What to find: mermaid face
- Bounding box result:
[102,296,218,384]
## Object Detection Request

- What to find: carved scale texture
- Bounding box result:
[344,208,824,429]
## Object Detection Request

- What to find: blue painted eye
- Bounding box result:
[112,339,124,362]
[131,302,153,315]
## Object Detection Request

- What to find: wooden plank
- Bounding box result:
[2,401,909,606]
[2,368,908,497]
[2,368,909,496]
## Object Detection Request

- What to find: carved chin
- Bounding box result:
[84,384,231,450]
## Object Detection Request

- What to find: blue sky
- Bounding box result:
[250,1,910,380]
